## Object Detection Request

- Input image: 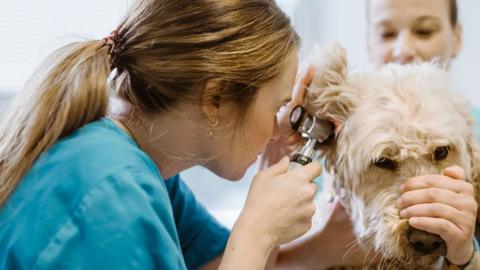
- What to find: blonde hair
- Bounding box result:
[0,0,299,206]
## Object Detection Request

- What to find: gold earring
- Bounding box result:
[207,116,219,139]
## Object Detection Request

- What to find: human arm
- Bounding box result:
[218,157,321,269]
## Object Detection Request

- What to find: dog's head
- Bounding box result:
[306,44,480,267]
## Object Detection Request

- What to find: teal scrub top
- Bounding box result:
[0,118,229,270]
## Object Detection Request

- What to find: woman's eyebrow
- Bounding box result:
[415,16,442,26]
[416,15,441,23]
[372,18,394,27]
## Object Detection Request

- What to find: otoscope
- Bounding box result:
[288,105,334,170]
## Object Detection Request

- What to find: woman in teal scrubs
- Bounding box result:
[0,0,324,269]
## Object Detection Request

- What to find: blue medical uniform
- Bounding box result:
[0,118,229,270]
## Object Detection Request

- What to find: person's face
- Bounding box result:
[212,53,298,180]
[367,0,462,68]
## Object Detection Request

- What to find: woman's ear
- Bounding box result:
[452,23,463,58]
[201,80,223,118]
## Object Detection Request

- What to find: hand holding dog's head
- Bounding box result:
[306,43,480,267]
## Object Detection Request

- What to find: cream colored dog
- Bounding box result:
[306,44,480,269]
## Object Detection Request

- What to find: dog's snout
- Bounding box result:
[407,228,446,255]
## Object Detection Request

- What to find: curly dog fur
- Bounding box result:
[307,44,480,270]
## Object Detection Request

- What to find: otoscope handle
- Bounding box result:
[288,139,316,170]
[288,155,313,170]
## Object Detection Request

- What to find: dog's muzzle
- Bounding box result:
[407,227,447,255]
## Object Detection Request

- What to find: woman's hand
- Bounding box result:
[259,66,315,170]
[397,165,478,265]
[239,156,321,245]
[220,157,321,270]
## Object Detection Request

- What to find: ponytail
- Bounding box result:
[0,40,111,206]
[0,0,300,207]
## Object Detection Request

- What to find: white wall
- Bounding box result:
[451,1,480,106]
[0,0,133,93]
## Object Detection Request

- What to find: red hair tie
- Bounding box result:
[103,30,119,54]
[102,30,119,69]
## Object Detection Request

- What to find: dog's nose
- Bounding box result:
[407,228,446,254]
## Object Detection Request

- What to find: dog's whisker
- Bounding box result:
[385,255,398,270]
[378,249,391,270]
[346,232,374,248]
[368,248,382,269]
[361,239,377,269]
[342,232,375,263]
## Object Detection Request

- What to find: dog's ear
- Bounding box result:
[305,43,355,125]
[304,44,356,175]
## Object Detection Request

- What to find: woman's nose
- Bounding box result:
[392,31,418,64]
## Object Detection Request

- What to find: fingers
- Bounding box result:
[400,203,474,231]
[276,65,315,131]
[291,161,322,183]
[276,65,316,135]
[442,165,465,180]
[400,174,474,196]
[411,214,477,266]
[408,216,463,244]
[398,169,478,233]
[291,65,315,106]
[397,187,474,211]
[398,167,478,265]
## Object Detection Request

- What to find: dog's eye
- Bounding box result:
[373,157,397,170]
[433,146,450,161]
